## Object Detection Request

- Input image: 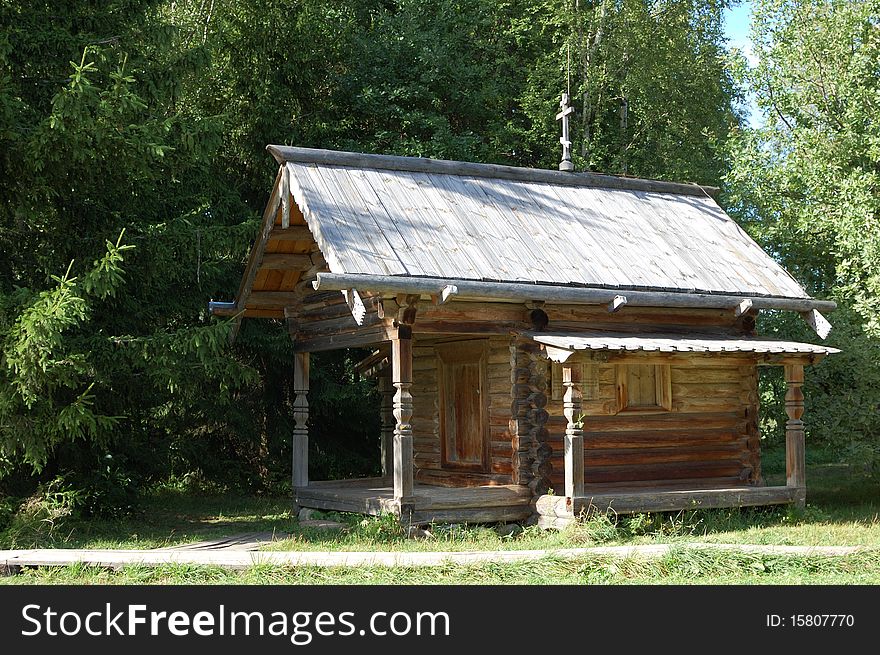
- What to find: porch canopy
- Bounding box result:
[531,331,840,363]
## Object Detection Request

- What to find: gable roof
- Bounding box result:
[267,146,808,300]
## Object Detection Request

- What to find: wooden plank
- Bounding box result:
[268,225,313,242]
[415,469,512,487]
[581,430,745,449]
[581,445,748,467]
[580,411,745,433]
[260,253,312,270]
[231,168,283,312]
[411,506,532,525]
[568,486,799,515]
[582,460,746,484]
[293,328,389,353]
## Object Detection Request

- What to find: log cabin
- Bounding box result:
[210,145,839,528]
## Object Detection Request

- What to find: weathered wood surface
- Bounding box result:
[392,334,414,503]
[436,340,490,472]
[295,480,531,524]
[534,332,838,357]
[315,273,834,313]
[292,353,309,488]
[543,357,759,490]
[562,363,584,498]
[509,336,551,493]
[535,485,800,518]
[785,364,806,507]
[379,377,395,479]
[411,336,513,486]
[262,144,827,303]
[267,145,719,196]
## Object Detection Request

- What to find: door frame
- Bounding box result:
[436,339,490,473]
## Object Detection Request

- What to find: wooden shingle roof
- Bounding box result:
[268,146,809,300]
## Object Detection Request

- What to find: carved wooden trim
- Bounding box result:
[392,333,414,504]
[784,363,806,507]
[562,364,584,499]
[292,352,309,488]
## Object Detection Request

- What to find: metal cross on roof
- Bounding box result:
[556,92,574,172]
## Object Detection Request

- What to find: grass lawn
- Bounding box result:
[2,448,878,584]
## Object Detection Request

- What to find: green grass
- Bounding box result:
[2,447,879,584]
[4,550,880,585]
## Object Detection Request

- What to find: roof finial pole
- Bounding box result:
[556,92,574,172]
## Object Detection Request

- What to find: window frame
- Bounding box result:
[615,362,672,413]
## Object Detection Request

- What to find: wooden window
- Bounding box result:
[436,340,489,472]
[616,362,672,412]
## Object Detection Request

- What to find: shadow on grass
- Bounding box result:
[3,451,879,552]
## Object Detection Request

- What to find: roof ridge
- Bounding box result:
[267,145,720,198]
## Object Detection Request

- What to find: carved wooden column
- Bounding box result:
[379,376,395,480]
[562,363,584,500]
[392,327,414,511]
[784,363,806,507]
[292,352,309,489]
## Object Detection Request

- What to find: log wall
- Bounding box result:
[546,355,761,491]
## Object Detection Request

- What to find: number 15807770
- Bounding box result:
[766,614,854,628]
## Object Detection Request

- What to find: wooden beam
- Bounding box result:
[268,225,313,242]
[313,273,837,314]
[379,377,395,480]
[735,298,753,317]
[801,309,832,339]
[607,295,627,313]
[259,253,313,270]
[784,363,806,507]
[537,486,802,518]
[440,284,458,304]
[562,363,585,499]
[293,327,390,353]
[267,145,721,198]
[229,168,283,316]
[391,330,414,512]
[280,165,291,229]
[343,289,367,325]
[292,352,309,489]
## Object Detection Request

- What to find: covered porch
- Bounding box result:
[531,331,838,529]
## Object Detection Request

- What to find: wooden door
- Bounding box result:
[436,340,489,472]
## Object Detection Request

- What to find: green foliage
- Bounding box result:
[0,235,133,472]
[726,0,880,466]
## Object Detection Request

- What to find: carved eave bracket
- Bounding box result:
[392,293,420,336]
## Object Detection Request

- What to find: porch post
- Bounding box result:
[379,376,395,480]
[292,352,309,489]
[391,328,414,510]
[784,363,806,508]
[562,363,585,500]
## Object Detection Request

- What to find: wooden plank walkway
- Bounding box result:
[0,544,866,572]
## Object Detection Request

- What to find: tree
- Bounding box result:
[726,0,880,462]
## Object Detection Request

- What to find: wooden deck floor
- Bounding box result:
[536,485,802,528]
[295,478,533,524]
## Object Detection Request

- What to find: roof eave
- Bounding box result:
[312,272,836,314]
